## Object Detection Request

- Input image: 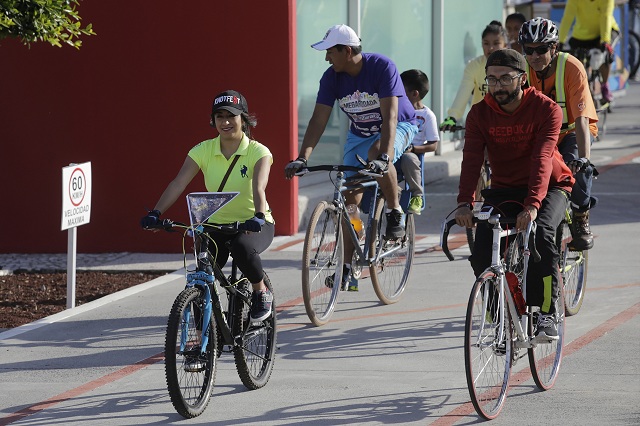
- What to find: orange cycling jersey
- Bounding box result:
[526,53,598,143]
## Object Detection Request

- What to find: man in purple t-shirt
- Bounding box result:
[285,24,418,246]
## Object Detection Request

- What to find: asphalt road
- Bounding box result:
[1,87,639,425]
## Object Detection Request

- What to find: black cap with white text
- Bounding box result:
[211,90,248,116]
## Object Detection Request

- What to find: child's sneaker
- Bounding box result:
[408,196,423,215]
[347,276,358,292]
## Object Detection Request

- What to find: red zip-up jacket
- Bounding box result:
[458,87,574,210]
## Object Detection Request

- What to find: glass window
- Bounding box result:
[441,0,504,125]
[361,0,433,106]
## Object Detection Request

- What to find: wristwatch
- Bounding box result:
[377,153,390,163]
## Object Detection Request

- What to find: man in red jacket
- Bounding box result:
[455,49,575,340]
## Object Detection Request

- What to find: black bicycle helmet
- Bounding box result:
[518,17,559,45]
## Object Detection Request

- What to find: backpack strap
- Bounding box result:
[217,155,240,192]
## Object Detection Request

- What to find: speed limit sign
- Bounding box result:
[61,162,92,230]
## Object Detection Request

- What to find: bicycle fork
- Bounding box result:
[181,271,215,355]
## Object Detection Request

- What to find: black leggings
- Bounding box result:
[207,222,275,284]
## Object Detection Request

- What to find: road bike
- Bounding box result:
[296,163,415,326]
[148,192,277,418]
[443,197,587,316]
[441,211,564,420]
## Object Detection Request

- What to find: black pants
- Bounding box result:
[207,222,275,284]
[470,188,569,314]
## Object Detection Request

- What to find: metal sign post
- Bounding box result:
[61,162,92,309]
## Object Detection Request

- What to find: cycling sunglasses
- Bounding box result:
[523,44,553,55]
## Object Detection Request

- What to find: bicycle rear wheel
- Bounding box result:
[369,196,415,304]
[302,201,343,326]
[233,274,277,389]
[557,221,588,316]
[465,271,512,420]
[528,284,565,390]
[165,287,216,418]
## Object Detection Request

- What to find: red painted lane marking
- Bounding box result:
[0,353,164,426]
[430,301,640,426]
[596,149,640,174]
[272,237,305,251]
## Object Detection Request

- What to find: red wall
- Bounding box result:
[0,1,298,253]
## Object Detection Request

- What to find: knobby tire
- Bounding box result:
[165,287,216,418]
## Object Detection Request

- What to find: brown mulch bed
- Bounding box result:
[0,271,165,330]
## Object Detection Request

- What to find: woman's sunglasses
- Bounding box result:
[523,44,553,55]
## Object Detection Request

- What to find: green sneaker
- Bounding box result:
[408,196,423,215]
[347,276,358,292]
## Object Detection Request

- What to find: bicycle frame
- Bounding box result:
[481,216,536,351]
[184,231,252,356]
[335,171,380,265]
[335,171,407,270]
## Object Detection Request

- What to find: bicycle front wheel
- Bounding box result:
[165,287,216,418]
[369,196,415,304]
[505,231,526,283]
[557,221,588,316]
[233,274,277,389]
[302,201,343,326]
[528,283,565,390]
[465,271,512,420]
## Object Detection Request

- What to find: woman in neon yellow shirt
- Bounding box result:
[141,90,275,322]
[559,0,620,103]
[440,21,508,130]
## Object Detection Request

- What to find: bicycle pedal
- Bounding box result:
[183,358,206,372]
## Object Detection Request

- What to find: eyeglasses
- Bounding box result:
[523,44,553,55]
[485,73,524,86]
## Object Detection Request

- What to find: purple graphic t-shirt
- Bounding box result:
[316,53,416,138]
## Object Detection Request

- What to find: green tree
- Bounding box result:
[0,0,95,48]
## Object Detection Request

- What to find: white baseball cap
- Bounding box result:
[311,24,361,50]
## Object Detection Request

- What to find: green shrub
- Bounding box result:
[0,0,95,49]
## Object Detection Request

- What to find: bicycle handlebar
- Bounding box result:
[440,216,540,263]
[146,219,240,234]
[294,164,385,178]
